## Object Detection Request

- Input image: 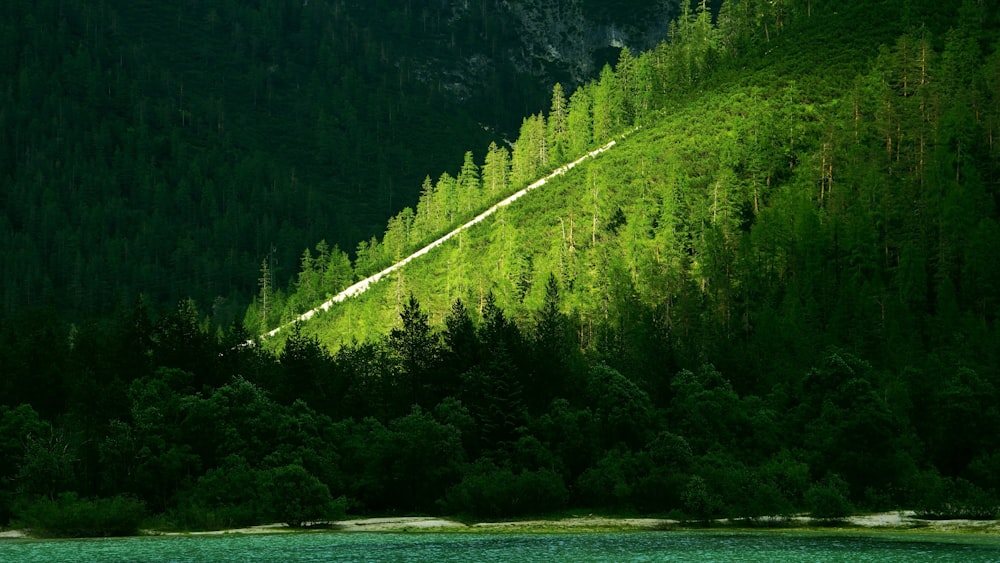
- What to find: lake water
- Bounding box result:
[3,531,1000,562]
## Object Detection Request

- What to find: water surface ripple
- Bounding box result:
[3,530,1000,562]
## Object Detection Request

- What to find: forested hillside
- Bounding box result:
[0,0,684,324]
[0,0,563,322]
[2,0,1000,536]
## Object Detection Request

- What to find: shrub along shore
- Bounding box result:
[5,512,1000,540]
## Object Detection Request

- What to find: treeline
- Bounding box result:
[3,285,998,534]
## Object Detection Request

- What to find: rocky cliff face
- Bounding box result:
[379,0,681,132]
[503,0,679,83]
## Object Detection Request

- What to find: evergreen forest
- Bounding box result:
[0,0,579,323]
[3,0,1000,536]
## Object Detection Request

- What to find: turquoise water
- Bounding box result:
[3,531,1000,562]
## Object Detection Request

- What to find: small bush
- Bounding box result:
[805,474,853,521]
[14,493,146,538]
[260,464,344,527]
[680,476,724,521]
[518,469,570,514]
[734,481,793,523]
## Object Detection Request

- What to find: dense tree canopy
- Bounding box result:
[2,0,1000,534]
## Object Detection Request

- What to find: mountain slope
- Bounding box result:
[0,0,693,323]
[279,0,999,386]
[3,0,1000,530]
[0,0,509,322]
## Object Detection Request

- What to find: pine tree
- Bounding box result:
[457,150,481,214]
[389,294,439,409]
[547,83,569,163]
[511,114,547,186]
[441,297,479,385]
[435,172,457,227]
[567,86,593,156]
[531,273,571,411]
[323,244,354,297]
[414,175,437,237]
[482,142,511,199]
[615,48,637,126]
[296,248,318,309]
[593,65,620,141]
[259,258,273,331]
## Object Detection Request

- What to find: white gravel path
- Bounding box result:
[253,137,620,344]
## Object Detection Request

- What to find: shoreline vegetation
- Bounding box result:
[3,513,1000,540]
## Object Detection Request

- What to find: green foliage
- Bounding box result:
[171,457,264,531]
[0,405,46,483]
[584,364,653,450]
[512,114,549,187]
[912,470,1000,520]
[388,295,439,410]
[805,474,854,522]
[443,462,568,519]
[14,493,145,538]
[576,449,642,509]
[14,425,77,502]
[688,451,796,522]
[681,476,724,521]
[381,407,465,512]
[260,464,343,528]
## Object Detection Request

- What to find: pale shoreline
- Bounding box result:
[332,512,1000,534]
[3,512,1000,539]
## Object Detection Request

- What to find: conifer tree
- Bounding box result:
[567,87,593,156]
[442,297,479,381]
[547,83,569,163]
[389,294,439,409]
[258,259,273,331]
[511,114,548,186]
[457,151,481,214]
[532,273,571,411]
[593,65,620,141]
[435,172,457,227]
[296,248,318,308]
[482,142,511,199]
[414,175,437,237]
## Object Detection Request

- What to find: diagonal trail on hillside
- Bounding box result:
[256,137,620,343]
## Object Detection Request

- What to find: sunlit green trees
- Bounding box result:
[547,83,569,163]
[482,142,512,200]
[511,114,548,186]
